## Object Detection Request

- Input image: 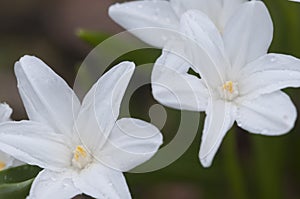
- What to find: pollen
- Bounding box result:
[72,145,92,169]
[0,162,6,170]
[219,81,239,101]
[222,81,234,94]
[74,145,87,161]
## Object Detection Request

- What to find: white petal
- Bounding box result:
[0,121,71,171]
[152,47,209,111]
[239,54,300,99]
[199,100,235,167]
[180,10,229,88]
[28,170,80,199]
[0,151,14,170]
[14,56,81,137]
[218,0,247,31]
[75,62,135,151]
[0,103,12,122]
[170,0,220,17]
[236,91,296,135]
[223,1,273,71]
[74,163,131,199]
[11,159,24,167]
[109,1,179,48]
[171,0,245,31]
[96,118,163,172]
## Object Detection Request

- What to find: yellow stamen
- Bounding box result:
[222,81,234,94]
[0,162,6,170]
[73,145,87,161]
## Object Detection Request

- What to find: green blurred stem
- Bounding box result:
[223,127,248,199]
[252,136,283,199]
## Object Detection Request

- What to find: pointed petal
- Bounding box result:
[74,163,131,199]
[28,170,80,199]
[180,10,228,88]
[223,1,273,70]
[97,118,163,172]
[199,100,235,167]
[237,91,296,135]
[14,56,81,137]
[0,121,71,171]
[152,46,209,111]
[75,62,135,151]
[239,54,300,99]
[109,1,179,48]
[0,103,12,122]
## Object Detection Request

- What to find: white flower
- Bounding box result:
[0,56,163,198]
[109,0,246,47]
[152,1,300,167]
[0,103,23,170]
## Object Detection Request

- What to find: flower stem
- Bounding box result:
[223,127,248,199]
[252,136,283,199]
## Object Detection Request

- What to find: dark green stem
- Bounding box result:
[252,136,283,199]
[223,127,248,199]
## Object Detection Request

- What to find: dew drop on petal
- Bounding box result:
[270,56,277,63]
[261,129,269,135]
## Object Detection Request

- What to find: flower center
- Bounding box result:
[219,81,239,101]
[0,162,6,170]
[71,145,92,169]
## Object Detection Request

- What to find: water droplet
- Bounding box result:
[62,183,69,189]
[270,57,276,62]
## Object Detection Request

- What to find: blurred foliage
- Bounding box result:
[77,29,111,47]
[0,165,41,198]
[0,0,299,199]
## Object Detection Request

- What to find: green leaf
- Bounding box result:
[0,165,42,199]
[76,29,110,47]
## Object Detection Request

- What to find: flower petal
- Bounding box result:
[223,1,273,71]
[236,91,296,135]
[238,54,300,99]
[109,0,179,47]
[74,163,131,199]
[0,121,71,171]
[199,100,235,167]
[170,0,220,18]
[14,56,81,137]
[96,118,163,172]
[180,10,229,88]
[75,62,135,152]
[152,46,209,111]
[0,151,14,170]
[0,103,12,122]
[171,0,246,31]
[28,170,80,199]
